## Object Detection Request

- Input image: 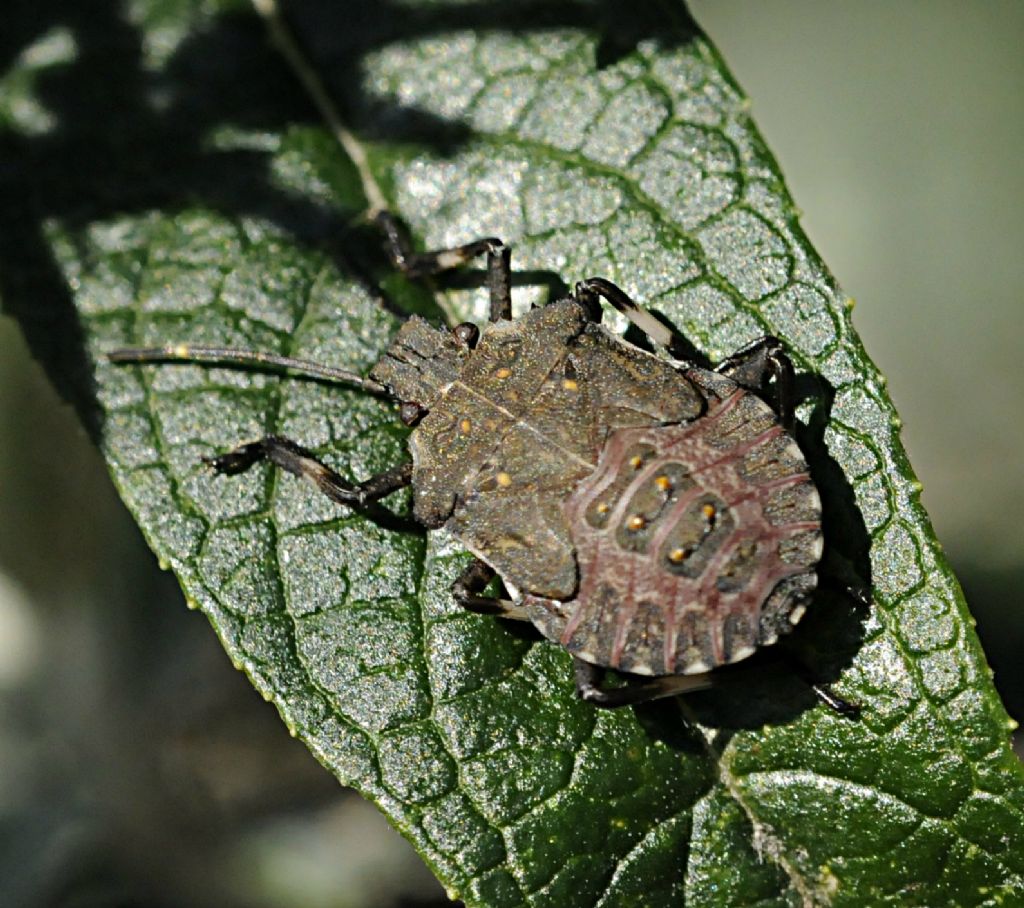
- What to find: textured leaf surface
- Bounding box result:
[4,1,1024,905]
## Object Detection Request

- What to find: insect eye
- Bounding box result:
[400,401,428,426]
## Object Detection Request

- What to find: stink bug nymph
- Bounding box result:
[110,213,856,714]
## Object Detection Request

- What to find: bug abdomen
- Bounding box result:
[525,389,823,676]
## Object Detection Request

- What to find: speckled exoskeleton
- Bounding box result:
[110,213,855,713]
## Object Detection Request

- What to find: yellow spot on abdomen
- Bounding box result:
[626,514,646,531]
[628,454,644,470]
[655,475,672,492]
[495,367,512,379]
[459,418,471,434]
[496,472,512,487]
[562,378,578,391]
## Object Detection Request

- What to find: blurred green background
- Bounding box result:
[1,2,1022,906]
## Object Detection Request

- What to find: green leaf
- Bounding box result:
[4,1,1024,905]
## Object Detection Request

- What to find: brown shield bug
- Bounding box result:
[110,213,856,714]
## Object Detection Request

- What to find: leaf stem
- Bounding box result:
[250,0,388,215]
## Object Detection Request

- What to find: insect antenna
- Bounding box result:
[107,344,392,398]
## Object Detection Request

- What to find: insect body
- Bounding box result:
[110,213,850,712]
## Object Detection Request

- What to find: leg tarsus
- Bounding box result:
[573,658,714,709]
[784,651,861,718]
[204,440,267,475]
[374,211,512,322]
[205,435,412,508]
[451,558,529,619]
[810,681,861,717]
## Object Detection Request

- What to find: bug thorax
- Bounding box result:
[370,301,595,534]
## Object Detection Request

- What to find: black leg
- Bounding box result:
[486,245,513,323]
[573,657,715,709]
[451,558,529,620]
[572,279,800,429]
[785,654,861,717]
[808,681,861,717]
[206,435,412,508]
[819,569,873,613]
[375,211,513,322]
[714,336,796,430]
[574,653,860,716]
[791,573,869,719]
[573,277,687,353]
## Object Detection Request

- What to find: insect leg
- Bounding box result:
[573,657,714,708]
[808,682,861,717]
[206,436,412,507]
[575,656,859,716]
[375,211,512,322]
[714,337,796,430]
[573,277,688,353]
[786,657,862,718]
[788,575,868,718]
[451,558,530,620]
